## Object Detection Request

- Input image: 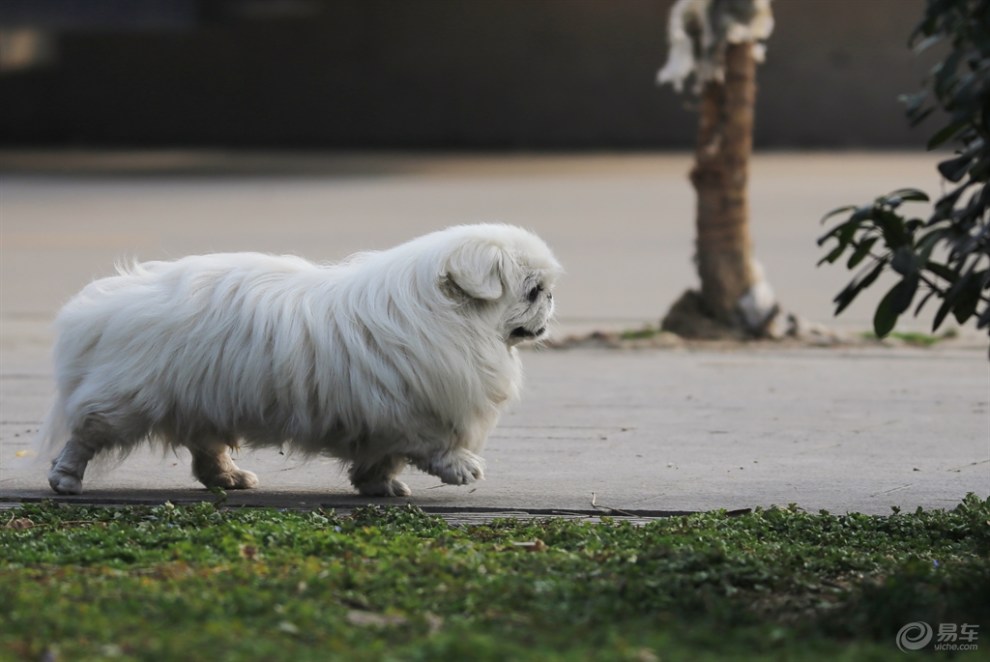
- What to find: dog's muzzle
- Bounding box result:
[510,326,546,340]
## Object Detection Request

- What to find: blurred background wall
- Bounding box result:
[0,0,931,149]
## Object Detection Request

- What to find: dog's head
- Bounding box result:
[440,224,562,346]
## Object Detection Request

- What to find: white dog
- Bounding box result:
[42,224,561,497]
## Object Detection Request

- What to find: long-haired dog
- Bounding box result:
[42,224,561,497]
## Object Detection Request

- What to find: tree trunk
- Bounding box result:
[690,42,757,327]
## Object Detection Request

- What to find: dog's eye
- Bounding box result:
[527,284,543,303]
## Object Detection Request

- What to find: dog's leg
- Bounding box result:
[349,455,411,497]
[189,442,259,490]
[48,416,126,495]
[48,438,98,495]
[415,448,485,486]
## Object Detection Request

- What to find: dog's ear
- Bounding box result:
[443,239,514,301]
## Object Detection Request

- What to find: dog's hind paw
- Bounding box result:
[48,469,83,495]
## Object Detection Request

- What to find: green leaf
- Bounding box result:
[817,241,846,266]
[851,205,879,223]
[914,289,937,315]
[834,260,885,316]
[931,182,970,221]
[933,49,963,97]
[887,188,930,203]
[951,271,982,324]
[938,154,972,182]
[874,293,899,338]
[953,293,978,324]
[846,237,878,269]
[891,247,920,276]
[927,121,967,150]
[929,265,976,330]
[892,275,921,316]
[925,261,958,283]
[817,219,860,255]
[817,221,850,245]
[876,209,910,248]
[821,205,857,223]
[874,276,920,337]
[911,33,941,54]
[916,231,943,262]
[932,296,953,331]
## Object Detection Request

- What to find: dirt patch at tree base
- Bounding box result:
[542,290,970,351]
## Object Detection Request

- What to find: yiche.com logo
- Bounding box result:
[896,621,981,652]
[896,622,933,652]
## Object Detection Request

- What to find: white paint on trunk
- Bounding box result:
[656,0,713,93]
[725,0,774,46]
[737,259,779,332]
[657,0,774,93]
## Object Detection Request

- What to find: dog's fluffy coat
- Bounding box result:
[43,224,561,497]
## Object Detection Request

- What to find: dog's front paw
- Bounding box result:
[426,450,485,486]
[203,469,259,490]
[355,477,412,498]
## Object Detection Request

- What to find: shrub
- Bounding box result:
[818,0,990,349]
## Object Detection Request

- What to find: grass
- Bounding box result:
[2,495,989,661]
[619,326,662,341]
[860,329,959,347]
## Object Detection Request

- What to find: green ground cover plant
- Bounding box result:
[858,329,959,347]
[2,495,988,661]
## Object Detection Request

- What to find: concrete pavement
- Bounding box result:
[2,329,987,515]
[1,152,988,514]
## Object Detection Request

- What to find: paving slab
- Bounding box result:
[1,152,988,515]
